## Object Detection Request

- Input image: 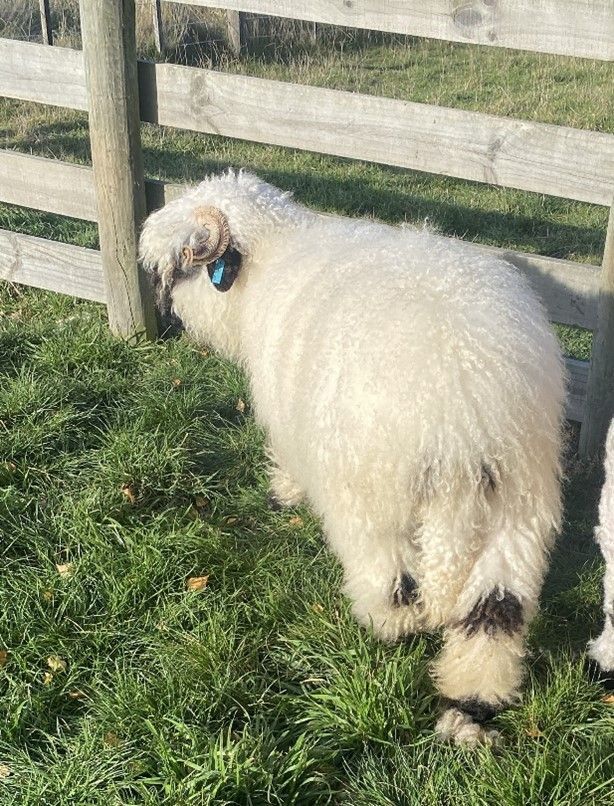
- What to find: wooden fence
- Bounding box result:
[0,1,613,454]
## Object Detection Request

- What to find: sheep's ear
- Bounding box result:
[206,246,243,292]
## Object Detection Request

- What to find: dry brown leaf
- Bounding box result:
[601,693,614,704]
[103,731,123,748]
[224,516,239,526]
[194,495,209,511]
[47,655,67,673]
[1,461,16,474]
[56,562,74,578]
[200,348,210,357]
[186,575,209,592]
[121,483,137,504]
[235,398,246,413]
[43,671,54,685]
[0,764,11,779]
[525,725,543,738]
[68,689,87,700]
[0,650,7,667]
[288,516,304,528]
[171,378,182,387]
[311,603,324,614]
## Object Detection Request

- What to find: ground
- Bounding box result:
[1,23,613,805]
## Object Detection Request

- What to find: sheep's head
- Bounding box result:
[139,200,245,316]
[138,169,302,354]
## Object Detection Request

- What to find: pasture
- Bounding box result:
[1,6,613,803]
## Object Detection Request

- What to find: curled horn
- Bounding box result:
[181,206,231,266]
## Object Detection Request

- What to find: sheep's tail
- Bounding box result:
[414,470,488,628]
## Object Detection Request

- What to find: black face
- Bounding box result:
[148,244,243,337]
[148,268,184,337]
[206,246,242,292]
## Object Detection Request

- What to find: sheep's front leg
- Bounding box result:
[587,526,614,682]
[266,454,305,509]
[433,518,550,746]
[587,421,614,684]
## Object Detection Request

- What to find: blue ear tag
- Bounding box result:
[211,258,226,287]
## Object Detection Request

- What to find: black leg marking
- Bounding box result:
[267,493,285,511]
[457,589,523,637]
[445,698,499,724]
[393,572,418,607]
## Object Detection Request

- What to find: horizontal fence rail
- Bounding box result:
[0,229,104,302]
[0,223,590,420]
[0,22,609,432]
[0,149,601,330]
[171,0,614,60]
[2,40,613,207]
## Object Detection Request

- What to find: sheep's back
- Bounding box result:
[242,220,564,497]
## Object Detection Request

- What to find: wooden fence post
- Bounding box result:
[152,0,165,55]
[579,200,614,458]
[39,0,53,45]
[78,0,156,341]
[226,11,247,57]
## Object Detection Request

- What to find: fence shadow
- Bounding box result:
[138,142,607,262]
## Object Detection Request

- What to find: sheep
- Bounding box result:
[139,169,565,745]
[588,418,614,685]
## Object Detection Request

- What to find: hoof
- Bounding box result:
[393,572,418,607]
[267,493,285,511]
[435,707,501,747]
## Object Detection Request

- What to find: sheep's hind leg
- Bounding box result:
[433,512,551,746]
[328,515,424,642]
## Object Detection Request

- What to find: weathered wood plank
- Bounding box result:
[0,150,183,221]
[79,0,156,340]
[1,40,613,206]
[579,200,614,456]
[139,61,614,206]
[0,151,601,329]
[469,244,600,331]
[226,10,246,56]
[0,229,104,302]
[566,357,589,424]
[39,0,54,46]
[171,0,614,60]
[0,151,98,220]
[0,39,86,109]
[152,0,165,54]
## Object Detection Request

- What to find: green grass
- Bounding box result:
[0,286,612,804]
[1,29,614,804]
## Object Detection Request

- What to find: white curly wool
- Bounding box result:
[140,170,565,743]
[588,419,614,674]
